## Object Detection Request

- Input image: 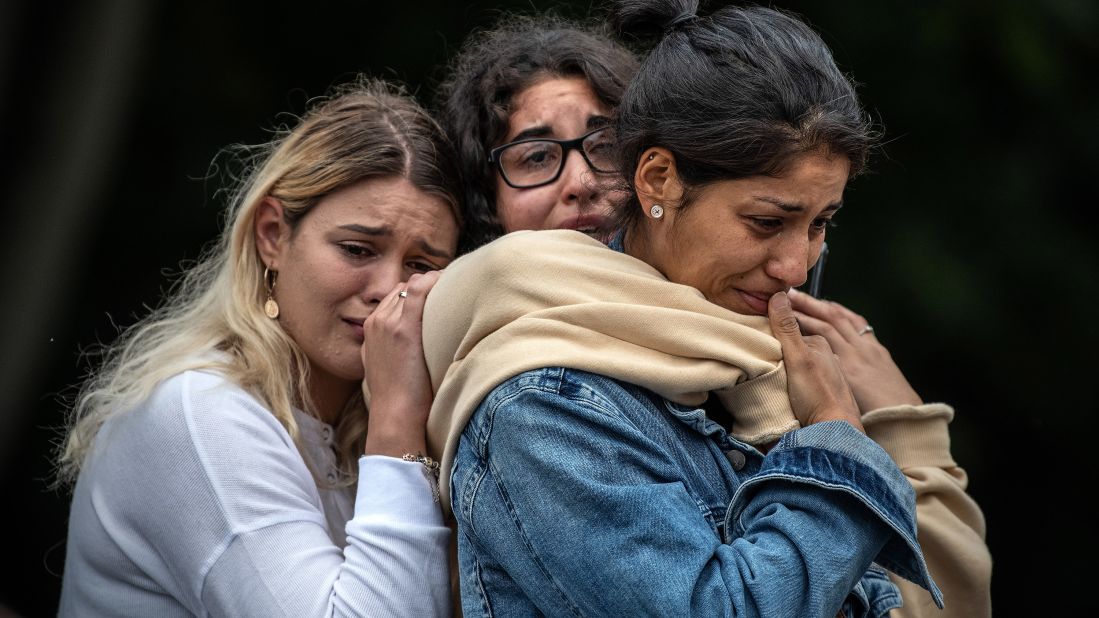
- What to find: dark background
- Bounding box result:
[2,1,1095,615]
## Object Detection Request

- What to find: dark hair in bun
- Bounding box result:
[610,0,699,41]
[608,0,877,228]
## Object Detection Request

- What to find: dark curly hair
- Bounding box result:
[435,13,639,253]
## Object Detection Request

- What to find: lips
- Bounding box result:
[557,213,611,238]
[342,318,365,340]
[733,289,781,316]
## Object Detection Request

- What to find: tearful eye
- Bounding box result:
[339,243,375,259]
[750,217,783,231]
[408,261,438,274]
[516,145,559,169]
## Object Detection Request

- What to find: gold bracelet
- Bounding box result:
[401,453,440,475]
[402,453,441,503]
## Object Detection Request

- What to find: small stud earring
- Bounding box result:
[647,153,656,161]
[650,204,664,219]
[263,267,280,319]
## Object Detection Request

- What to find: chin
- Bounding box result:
[309,353,366,384]
[335,362,366,382]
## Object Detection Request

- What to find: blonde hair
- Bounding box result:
[56,77,462,487]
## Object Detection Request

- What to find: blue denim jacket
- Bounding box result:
[451,368,942,617]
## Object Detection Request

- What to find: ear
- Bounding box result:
[634,147,685,219]
[254,197,290,269]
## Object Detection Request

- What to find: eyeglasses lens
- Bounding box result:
[500,142,563,188]
[498,128,617,188]
[581,129,616,173]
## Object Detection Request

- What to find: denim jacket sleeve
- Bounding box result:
[451,369,942,617]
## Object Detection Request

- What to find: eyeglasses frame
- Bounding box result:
[488,126,616,189]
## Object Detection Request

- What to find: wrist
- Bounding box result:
[808,409,865,434]
[363,415,428,458]
[363,433,428,458]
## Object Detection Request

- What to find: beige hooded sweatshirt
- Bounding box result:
[419,229,990,617]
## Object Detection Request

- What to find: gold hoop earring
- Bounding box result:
[263,267,280,319]
[650,204,664,219]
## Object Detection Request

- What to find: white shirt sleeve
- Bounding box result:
[200,457,451,617]
[61,369,450,618]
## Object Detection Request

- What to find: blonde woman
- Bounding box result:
[56,78,462,617]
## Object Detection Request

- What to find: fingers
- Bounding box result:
[371,284,407,324]
[824,297,871,331]
[398,271,441,321]
[788,289,869,343]
[792,309,852,354]
[767,292,807,359]
[369,271,443,324]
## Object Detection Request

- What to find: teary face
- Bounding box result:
[634,151,849,316]
[258,176,457,396]
[494,76,618,237]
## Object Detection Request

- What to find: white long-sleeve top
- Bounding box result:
[60,368,451,617]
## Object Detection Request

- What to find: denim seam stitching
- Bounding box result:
[484,454,585,617]
[466,375,586,616]
[727,468,927,586]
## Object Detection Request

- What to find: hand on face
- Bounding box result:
[360,271,441,458]
[787,289,922,413]
[767,291,863,432]
[629,150,848,317]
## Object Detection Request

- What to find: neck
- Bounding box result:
[306,368,358,425]
[624,222,660,274]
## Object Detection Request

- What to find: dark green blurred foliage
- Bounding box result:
[1,1,1094,614]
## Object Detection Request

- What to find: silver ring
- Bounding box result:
[857,324,874,336]
[398,290,408,298]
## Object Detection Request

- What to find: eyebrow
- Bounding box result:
[418,240,453,260]
[587,115,612,130]
[753,195,844,213]
[339,223,453,260]
[339,223,390,236]
[508,114,613,143]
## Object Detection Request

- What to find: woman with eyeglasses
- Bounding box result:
[435,6,989,617]
[436,13,638,252]
[422,1,993,616]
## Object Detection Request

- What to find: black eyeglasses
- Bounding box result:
[488,127,617,189]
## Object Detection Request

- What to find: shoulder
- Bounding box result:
[80,367,319,536]
[480,367,660,424]
[487,366,631,399]
[109,368,291,451]
[471,228,601,261]
[90,368,299,486]
[439,229,608,286]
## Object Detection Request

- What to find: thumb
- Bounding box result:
[768,291,804,348]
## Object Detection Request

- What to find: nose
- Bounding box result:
[765,234,812,289]
[360,259,405,306]
[558,149,600,209]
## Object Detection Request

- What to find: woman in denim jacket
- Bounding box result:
[435,6,990,614]
[423,2,949,616]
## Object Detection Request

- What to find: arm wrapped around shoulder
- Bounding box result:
[863,403,992,617]
[422,229,799,510]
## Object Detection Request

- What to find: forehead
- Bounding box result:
[694,152,851,211]
[506,76,610,135]
[305,176,457,234]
